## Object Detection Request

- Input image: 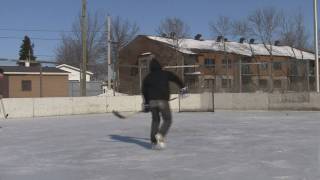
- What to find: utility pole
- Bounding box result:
[80,0,87,96]
[107,15,112,90]
[314,0,320,93]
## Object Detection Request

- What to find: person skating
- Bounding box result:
[142,58,186,149]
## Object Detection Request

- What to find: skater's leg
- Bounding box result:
[150,107,160,144]
[158,101,172,137]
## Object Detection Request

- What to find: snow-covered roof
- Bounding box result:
[146,36,315,60]
[56,64,94,75]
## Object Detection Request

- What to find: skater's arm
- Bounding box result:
[167,71,184,88]
[142,77,150,104]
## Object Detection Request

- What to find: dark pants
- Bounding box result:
[149,100,172,144]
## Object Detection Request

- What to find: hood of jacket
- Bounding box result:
[149,59,162,72]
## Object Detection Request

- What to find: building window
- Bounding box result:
[259,63,268,71]
[242,64,251,74]
[259,79,268,88]
[222,59,232,68]
[21,80,32,91]
[130,67,138,76]
[309,61,315,75]
[204,79,215,89]
[274,80,281,88]
[222,79,231,88]
[273,62,282,70]
[290,64,298,75]
[185,79,196,89]
[204,58,215,67]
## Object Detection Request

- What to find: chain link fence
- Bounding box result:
[69,81,103,97]
[118,59,315,95]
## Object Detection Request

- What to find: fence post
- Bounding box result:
[139,65,142,89]
[306,60,310,92]
[239,58,242,93]
[178,93,181,112]
[211,79,215,112]
[286,61,290,93]
[268,62,273,92]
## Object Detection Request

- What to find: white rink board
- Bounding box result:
[1,93,320,119]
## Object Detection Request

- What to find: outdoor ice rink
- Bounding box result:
[1,111,320,180]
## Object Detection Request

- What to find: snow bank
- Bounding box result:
[98,89,128,96]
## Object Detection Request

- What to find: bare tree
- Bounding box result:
[209,16,232,38]
[232,19,261,90]
[209,16,233,89]
[280,14,299,59]
[56,13,139,81]
[56,35,81,67]
[293,13,309,50]
[232,19,255,55]
[280,12,309,50]
[280,18,296,46]
[111,16,139,50]
[109,16,140,90]
[56,12,105,80]
[232,19,254,54]
[156,17,190,80]
[232,19,253,39]
[248,7,283,91]
[156,17,190,39]
[279,11,312,91]
[248,7,283,55]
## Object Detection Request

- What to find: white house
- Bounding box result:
[56,64,93,82]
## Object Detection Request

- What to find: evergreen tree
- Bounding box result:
[19,36,36,61]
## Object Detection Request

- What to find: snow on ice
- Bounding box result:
[0,111,320,180]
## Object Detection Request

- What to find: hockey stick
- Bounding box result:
[0,96,8,119]
[112,96,179,119]
[112,110,136,119]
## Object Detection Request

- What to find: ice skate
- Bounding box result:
[155,133,166,149]
[151,143,162,150]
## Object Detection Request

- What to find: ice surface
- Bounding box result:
[1,111,320,180]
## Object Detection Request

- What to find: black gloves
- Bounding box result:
[180,87,188,96]
[142,103,150,113]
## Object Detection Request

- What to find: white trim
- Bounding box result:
[220,75,234,79]
[163,65,200,68]
[56,64,94,75]
[140,52,152,56]
[185,71,201,75]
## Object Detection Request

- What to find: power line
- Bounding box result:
[0,28,105,33]
[0,54,56,60]
[0,36,62,41]
[0,36,105,41]
[0,57,56,63]
[0,28,73,33]
[0,58,17,62]
[35,54,56,58]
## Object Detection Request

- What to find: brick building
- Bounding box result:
[0,66,69,98]
[118,35,316,94]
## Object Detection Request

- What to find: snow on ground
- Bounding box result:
[98,89,128,96]
[1,111,320,180]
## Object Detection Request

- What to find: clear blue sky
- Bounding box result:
[0,0,316,61]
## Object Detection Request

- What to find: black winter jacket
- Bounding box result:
[142,59,184,104]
